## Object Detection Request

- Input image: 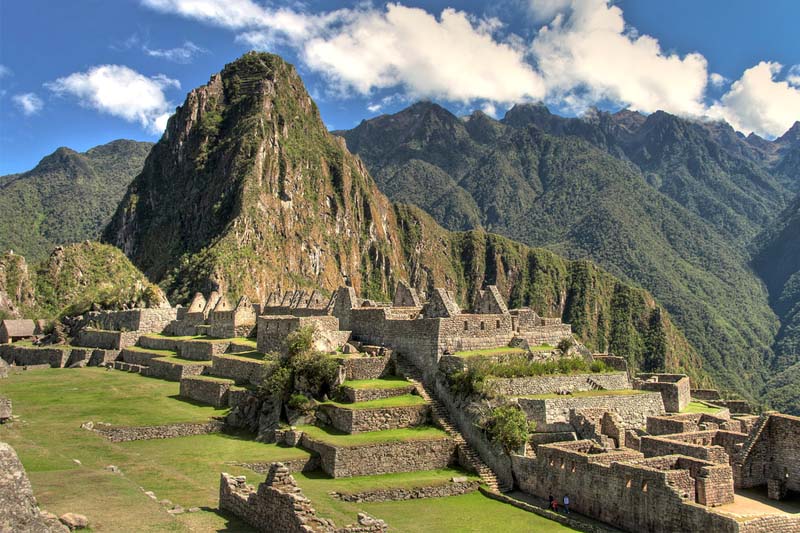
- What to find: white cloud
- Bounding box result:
[531,0,708,115]
[144,1,544,106]
[46,65,178,133]
[13,93,44,115]
[707,62,800,138]
[145,40,208,63]
[0,65,11,78]
[709,73,727,88]
[528,0,572,22]
[367,103,382,113]
[302,5,545,103]
[787,65,800,88]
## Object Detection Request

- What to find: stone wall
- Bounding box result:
[646,412,738,436]
[340,355,392,381]
[692,389,722,401]
[641,430,748,465]
[316,404,429,434]
[516,324,573,347]
[635,374,691,413]
[0,442,69,532]
[591,355,628,372]
[518,392,664,432]
[140,358,207,381]
[85,308,177,333]
[299,434,456,478]
[180,376,233,407]
[257,315,341,355]
[511,442,741,533]
[340,384,415,403]
[485,372,630,397]
[209,354,265,385]
[219,464,387,533]
[74,329,140,350]
[331,480,480,503]
[0,357,8,378]
[91,421,224,442]
[0,344,69,367]
[181,340,229,360]
[738,414,800,497]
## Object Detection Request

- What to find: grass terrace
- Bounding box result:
[682,400,724,414]
[217,350,270,361]
[151,356,212,367]
[321,394,427,410]
[341,378,412,390]
[124,345,178,356]
[521,389,647,400]
[13,340,73,351]
[453,346,528,358]
[297,424,449,447]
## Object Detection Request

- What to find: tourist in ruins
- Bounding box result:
[548,494,554,510]
[550,495,558,512]
[563,494,570,514]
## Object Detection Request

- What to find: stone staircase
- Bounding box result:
[586,377,605,391]
[394,357,512,493]
[737,411,772,463]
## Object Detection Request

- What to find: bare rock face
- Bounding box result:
[0,251,35,318]
[0,442,70,532]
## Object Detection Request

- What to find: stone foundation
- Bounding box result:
[0,345,69,367]
[209,354,265,385]
[140,358,207,381]
[180,376,234,407]
[317,404,430,434]
[331,480,480,502]
[181,340,230,360]
[519,392,664,432]
[339,384,415,403]
[91,420,224,442]
[219,464,387,532]
[486,372,630,397]
[341,355,392,380]
[300,434,456,478]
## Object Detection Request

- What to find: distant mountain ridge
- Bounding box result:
[338,101,800,401]
[0,140,154,263]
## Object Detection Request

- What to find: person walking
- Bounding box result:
[563,494,570,514]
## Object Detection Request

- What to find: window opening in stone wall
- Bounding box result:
[642,481,648,492]
[464,321,469,331]
[496,320,500,329]
[480,321,485,330]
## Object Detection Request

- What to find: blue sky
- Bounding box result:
[1,0,799,175]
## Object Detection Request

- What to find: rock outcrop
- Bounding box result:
[0,441,69,532]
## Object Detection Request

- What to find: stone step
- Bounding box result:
[180,375,236,408]
[112,361,145,373]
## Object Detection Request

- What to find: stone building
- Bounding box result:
[0,319,36,344]
[736,413,800,500]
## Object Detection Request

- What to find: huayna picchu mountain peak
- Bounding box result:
[103,51,702,382]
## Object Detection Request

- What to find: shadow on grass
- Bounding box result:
[200,507,255,532]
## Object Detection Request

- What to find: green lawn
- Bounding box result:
[341,378,412,390]
[218,351,269,361]
[297,424,449,447]
[682,400,723,414]
[522,389,646,400]
[322,394,426,410]
[1,367,579,532]
[453,347,527,358]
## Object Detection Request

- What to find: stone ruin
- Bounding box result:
[219,463,387,532]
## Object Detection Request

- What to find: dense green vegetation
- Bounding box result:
[0,140,152,263]
[483,404,530,453]
[341,101,800,403]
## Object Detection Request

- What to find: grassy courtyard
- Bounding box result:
[1,367,579,532]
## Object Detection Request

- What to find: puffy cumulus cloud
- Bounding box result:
[144,0,544,106]
[709,73,727,88]
[531,0,708,115]
[141,0,325,44]
[13,93,44,115]
[301,5,545,103]
[46,65,178,133]
[144,40,208,63]
[708,62,800,138]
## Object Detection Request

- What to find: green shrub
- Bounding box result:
[287,393,313,413]
[557,337,576,353]
[286,326,314,358]
[590,360,609,373]
[258,364,292,400]
[485,405,529,453]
